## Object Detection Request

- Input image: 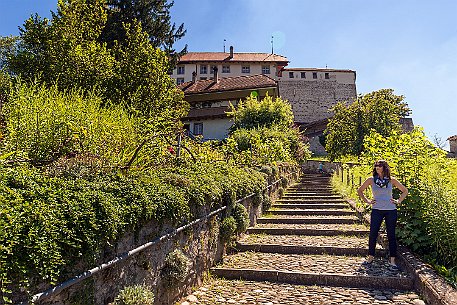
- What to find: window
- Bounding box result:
[313,72,318,79]
[301,72,306,78]
[222,65,230,73]
[242,66,250,73]
[262,65,270,74]
[177,66,185,75]
[176,78,185,85]
[193,123,203,135]
[210,65,217,73]
[200,65,207,74]
[200,77,207,80]
[289,72,294,78]
[325,72,330,79]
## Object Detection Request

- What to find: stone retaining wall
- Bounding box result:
[29,166,298,305]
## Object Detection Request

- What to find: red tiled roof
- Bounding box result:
[283,67,355,73]
[183,106,231,120]
[448,135,457,141]
[179,52,288,63]
[178,74,277,94]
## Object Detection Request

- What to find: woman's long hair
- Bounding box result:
[372,160,391,179]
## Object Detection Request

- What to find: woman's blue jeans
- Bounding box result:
[369,209,398,257]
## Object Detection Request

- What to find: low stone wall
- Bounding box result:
[30,166,299,305]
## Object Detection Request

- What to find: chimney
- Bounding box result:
[213,67,219,83]
[229,46,234,59]
[192,71,197,83]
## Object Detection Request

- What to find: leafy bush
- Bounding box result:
[0,161,268,301]
[227,126,310,166]
[259,165,273,176]
[113,284,154,305]
[231,203,250,234]
[219,217,237,243]
[161,249,190,288]
[280,176,289,188]
[262,192,272,211]
[278,187,284,197]
[252,190,263,206]
[228,94,294,131]
[1,81,139,166]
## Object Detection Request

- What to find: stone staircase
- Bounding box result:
[179,173,427,304]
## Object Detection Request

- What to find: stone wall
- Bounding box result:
[29,167,298,305]
[279,80,357,123]
[449,139,457,154]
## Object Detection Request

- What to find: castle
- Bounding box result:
[171,47,357,152]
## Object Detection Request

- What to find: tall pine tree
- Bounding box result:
[102,0,187,67]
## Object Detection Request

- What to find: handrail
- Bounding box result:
[19,169,299,304]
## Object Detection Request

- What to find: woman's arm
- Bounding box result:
[391,178,408,204]
[357,177,374,204]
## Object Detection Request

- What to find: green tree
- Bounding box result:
[228,94,294,132]
[7,0,115,93]
[102,0,187,67]
[110,21,188,129]
[324,89,411,160]
[5,0,186,126]
[0,36,18,70]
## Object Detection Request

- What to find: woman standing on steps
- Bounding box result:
[357,160,408,267]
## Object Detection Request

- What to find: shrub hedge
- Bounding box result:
[0,162,268,301]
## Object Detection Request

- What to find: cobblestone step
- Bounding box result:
[290,181,332,185]
[286,188,333,192]
[218,252,405,278]
[253,223,367,229]
[272,203,348,209]
[269,209,355,216]
[246,228,369,236]
[179,174,429,305]
[237,234,384,256]
[247,223,369,236]
[248,223,369,235]
[212,268,413,291]
[180,279,426,305]
[212,252,412,290]
[288,184,333,188]
[235,242,383,256]
[276,198,347,203]
[300,175,331,181]
[282,194,342,198]
[257,215,360,224]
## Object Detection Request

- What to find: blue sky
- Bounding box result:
[1,0,456,149]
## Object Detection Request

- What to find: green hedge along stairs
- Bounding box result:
[179,173,428,304]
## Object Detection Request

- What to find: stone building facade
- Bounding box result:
[171,51,357,126]
[278,68,357,124]
[448,135,457,157]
